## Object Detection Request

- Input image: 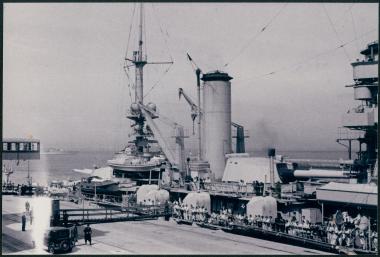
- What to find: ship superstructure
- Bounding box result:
[340,41,378,183]
[276,42,378,185]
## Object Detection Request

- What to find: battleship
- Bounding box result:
[2,2,378,255]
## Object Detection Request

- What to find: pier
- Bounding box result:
[2,195,332,255]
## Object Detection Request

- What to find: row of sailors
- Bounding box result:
[140,199,162,206]
[171,203,378,252]
[172,202,209,222]
[339,212,371,231]
[326,222,377,251]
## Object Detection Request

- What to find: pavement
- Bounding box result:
[2,195,333,255]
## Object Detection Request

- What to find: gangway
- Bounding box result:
[57,204,171,226]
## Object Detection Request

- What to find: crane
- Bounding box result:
[178,88,201,135]
[138,103,187,173]
[183,53,203,161]
[179,90,248,155]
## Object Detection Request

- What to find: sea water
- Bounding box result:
[3,151,114,185]
[3,150,348,186]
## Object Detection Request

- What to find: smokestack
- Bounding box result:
[201,71,233,180]
[268,148,276,187]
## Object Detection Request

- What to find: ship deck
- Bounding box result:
[2,195,332,255]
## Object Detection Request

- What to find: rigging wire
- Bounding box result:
[151,3,174,63]
[144,4,148,58]
[123,66,133,102]
[223,3,288,68]
[123,3,136,103]
[143,63,173,98]
[143,4,175,99]
[322,3,352,63]
[124,3,136,61]
[247,28,377,80]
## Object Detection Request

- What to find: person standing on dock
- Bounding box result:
[63,210,69,227]
[73,223,78,243]
[84,224,92,245]
[21,212,26,231]
[164,201,170,221]
[29,208,33,225]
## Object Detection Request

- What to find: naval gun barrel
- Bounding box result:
[285,159,354,170]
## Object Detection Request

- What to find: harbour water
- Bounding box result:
[4,150,349,185]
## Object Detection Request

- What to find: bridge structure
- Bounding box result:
[2,138,40,161]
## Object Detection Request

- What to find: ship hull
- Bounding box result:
[80,181,121,196]
[108,163,160,172]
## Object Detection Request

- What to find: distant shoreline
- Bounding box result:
[40,151,79,155]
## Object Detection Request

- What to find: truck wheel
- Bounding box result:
[60,240,70,252]
[48,243,55,253]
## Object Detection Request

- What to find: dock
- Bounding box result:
[2,195,332,255]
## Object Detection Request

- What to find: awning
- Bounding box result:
[316,182,377,207]
[222,157,281,183]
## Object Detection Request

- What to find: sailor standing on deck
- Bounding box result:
[179,203,183,219]
[372,231,378,251]
[248,215,253,226]
[183,204,188,220]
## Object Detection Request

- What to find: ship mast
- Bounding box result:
[125,2,149,154]
[135,2,146,104]
[125,3,175,156]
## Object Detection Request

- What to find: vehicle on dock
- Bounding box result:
[43,226,77,254]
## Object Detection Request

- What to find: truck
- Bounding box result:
[43,226,77,253]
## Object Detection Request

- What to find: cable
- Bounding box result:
[223,3,288,68]
[123,3,136,103]
[125,3,136,61]
[143,63,173,98]
[248,28,377,80]
[144,4,147,58]
[322,3,352,63]
[123,65,133,102]
[141,4,175,99]
[151,3,174,63]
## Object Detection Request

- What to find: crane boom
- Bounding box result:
[139,104,186,172]
[178,88,199,115]
[178,88,201,135]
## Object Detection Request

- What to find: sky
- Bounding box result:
[3,2,378,152]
